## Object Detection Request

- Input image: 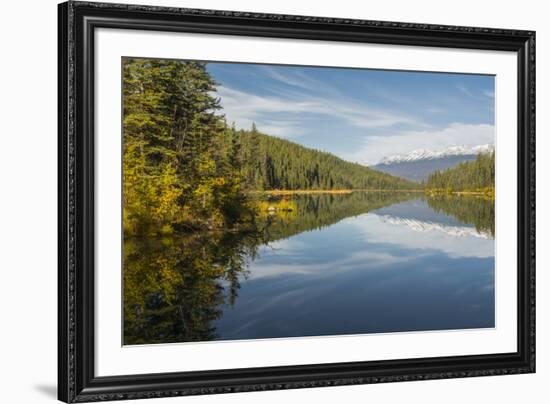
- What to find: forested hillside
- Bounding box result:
[425,153,495,194]
[236,125,416,191]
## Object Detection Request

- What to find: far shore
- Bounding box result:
[247,189,424,195]
[425,190,495,198]
[246,189,494,198]
[451,191,495,197]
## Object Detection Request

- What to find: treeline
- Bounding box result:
[425,195,494,237]
[425,152,495,193]
[236,126,417,191]
[123,58,254,236]
[123,57,417,236]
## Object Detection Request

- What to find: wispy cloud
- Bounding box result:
[343,122,495,165]
[216,85,425,139]
[262,66,320,90]
[457,84,493,102]
[258,120,307,138]
[457,84,478,99]
[215,86,316,136]
[208,63,495,163]
[252,241,409,279]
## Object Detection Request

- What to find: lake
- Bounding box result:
[123,192,495,345]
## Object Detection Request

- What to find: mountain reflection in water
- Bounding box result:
[123,192,495,345]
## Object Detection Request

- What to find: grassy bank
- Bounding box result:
[248,189,423,196]
[425,187,495,199]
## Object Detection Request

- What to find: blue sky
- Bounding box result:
[207,62,495,165]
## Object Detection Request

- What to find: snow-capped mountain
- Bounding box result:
[371,144,494,182]
[378,144,494,165]
[379,215,492,239]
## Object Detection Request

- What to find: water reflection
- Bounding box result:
[426,195,495,237]
[124,192,495,345]
[123,231,257,344]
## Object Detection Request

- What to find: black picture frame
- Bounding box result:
[58,1,535,402]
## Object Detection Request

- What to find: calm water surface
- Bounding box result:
[123,193,495,345]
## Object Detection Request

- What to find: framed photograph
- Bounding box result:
[58,1,535,402]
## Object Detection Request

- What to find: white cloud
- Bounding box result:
[217,86,316,115]
[248,209,493,281]
[216,85,424,139]
[251,241,409,280]
[258,121,306,138]
[350,214,494,259]
[262,67,319,90]
[215,86,316,134]
[344,122,495,165]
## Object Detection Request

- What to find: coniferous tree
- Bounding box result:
[235,128,417,191]
[425,152,495,193]
[123,57,419,237]
[123,58,253,236]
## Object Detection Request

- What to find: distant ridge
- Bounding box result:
[378,144,494,165]
[371,144,494,182]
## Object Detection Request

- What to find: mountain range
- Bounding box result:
[371,144,494,182]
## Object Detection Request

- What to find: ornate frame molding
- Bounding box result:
[58,1,535,402]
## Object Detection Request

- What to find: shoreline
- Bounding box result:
[247,188,494,199]
[425,190,494,197]
[247,189,424,195]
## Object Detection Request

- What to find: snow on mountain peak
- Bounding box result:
[378,144,494,165]
[380,215,492,239]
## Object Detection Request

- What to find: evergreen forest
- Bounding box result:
[425,153,495,196]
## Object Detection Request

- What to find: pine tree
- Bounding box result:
[122,58,254,236]
[425,152,494,193]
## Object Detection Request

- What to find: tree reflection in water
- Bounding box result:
[124,192,494,345]
[425,195,495,237]
[124,231,258,344]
